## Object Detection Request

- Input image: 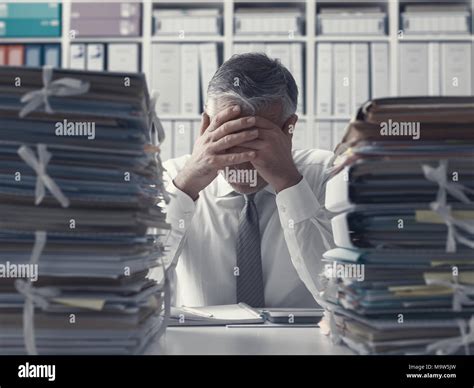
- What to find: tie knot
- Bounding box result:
[244,193,256,203]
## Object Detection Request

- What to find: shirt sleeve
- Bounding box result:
[275,175,335,303]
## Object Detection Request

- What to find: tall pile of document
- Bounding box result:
[320,97,474,355]
[0,66,170,354]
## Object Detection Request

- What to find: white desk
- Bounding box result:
[147,326,353,355]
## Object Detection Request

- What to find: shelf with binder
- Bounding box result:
[398,40,473,96]
[0,43,61,67]
[68,42,141,73]
[314,41,390,120]
[398,35,474,41]
[398,0,472,37]
[150,42,223,118]
[151,35,225,42]
[315,36,390,42]
[152,1,224,37]
[315,1,389,37]
[0,37,62,43]
[3,0,473,158]
[71,37,144,43]
[233,36,308,42]
[69,2,142,39]
[233,1,306,37]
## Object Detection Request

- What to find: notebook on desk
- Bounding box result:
[262,308,324,324]
[169,304,324,326]
[169,303,265,326]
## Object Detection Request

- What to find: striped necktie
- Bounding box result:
[236,193,265,307]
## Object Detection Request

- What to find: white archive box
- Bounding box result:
[86,43,105,71]
[107,43,139,72]
[325,167,351,213]
[70,43,86,69]
[330,212,354,249]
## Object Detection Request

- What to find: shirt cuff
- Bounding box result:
[165,180,196,229]
[275,177,322,226]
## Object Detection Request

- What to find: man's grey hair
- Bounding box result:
[205,53,298,121]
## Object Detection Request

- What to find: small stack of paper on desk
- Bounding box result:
[320,97,474,355]
[0,66,170,355]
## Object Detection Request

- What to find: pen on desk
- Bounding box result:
[181,306,214,318]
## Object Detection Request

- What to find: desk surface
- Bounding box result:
[148,326,353,355]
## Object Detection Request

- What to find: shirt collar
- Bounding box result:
[215,173,275,197]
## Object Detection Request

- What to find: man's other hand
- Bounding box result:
[228,115,302,193]
[173,105,258,200]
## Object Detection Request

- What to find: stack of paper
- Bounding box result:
[0,66,170,355]
[320,97,474,355]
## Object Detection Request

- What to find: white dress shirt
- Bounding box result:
[161,149,335,308]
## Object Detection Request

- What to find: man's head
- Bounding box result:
[204,53,299,194]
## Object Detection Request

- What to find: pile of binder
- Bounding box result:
[0,66,170,354]
[321,97,474,355]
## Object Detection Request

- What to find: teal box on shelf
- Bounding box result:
[0,18,61,37]
[0,2,61,19]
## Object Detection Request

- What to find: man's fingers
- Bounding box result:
[209,129,259,153]
[226,140,266,152]
[199,113,211,135]
[206,105,241,132]
[207,151,256,168]
[211,117,257,141]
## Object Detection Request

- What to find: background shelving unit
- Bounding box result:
[2,0,473,152]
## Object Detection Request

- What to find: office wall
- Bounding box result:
[2,0,473,159]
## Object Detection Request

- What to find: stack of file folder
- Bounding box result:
[0,66,170,354]
[320,97,474,355]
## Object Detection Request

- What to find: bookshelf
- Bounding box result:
[1,0,473,154]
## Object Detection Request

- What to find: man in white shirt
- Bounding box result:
[163,53,334,308]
